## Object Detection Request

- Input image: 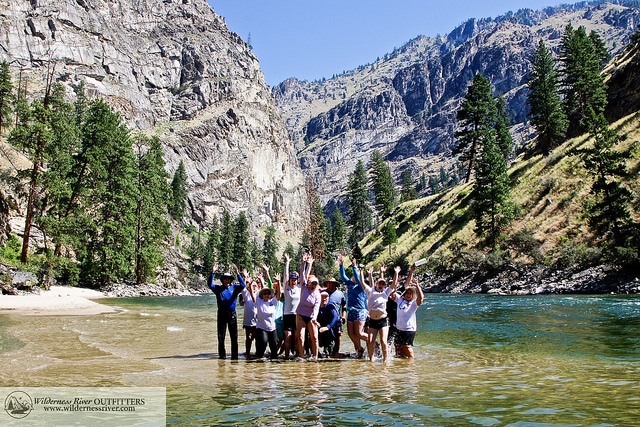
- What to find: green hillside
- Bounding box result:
[360,113,640,283]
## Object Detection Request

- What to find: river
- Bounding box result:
[1,294,639,426]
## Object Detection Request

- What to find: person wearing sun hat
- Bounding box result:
[323,275,346,356]
[247,281,282,359]
[316,291,341,357]
[208,262,245,360]
[390,263,423,358]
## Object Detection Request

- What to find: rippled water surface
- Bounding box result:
[1,294,639,426]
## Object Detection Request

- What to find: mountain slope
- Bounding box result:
[0,0,307,239]
[274,1,640,209]
[359,110,639,292]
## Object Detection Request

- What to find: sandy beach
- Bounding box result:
[0,286,116,315]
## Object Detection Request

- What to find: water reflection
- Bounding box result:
[0,294,639,425]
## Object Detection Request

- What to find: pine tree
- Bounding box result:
[438,167,448,190]
[8,94,56,263]
[218,209,235,272]
[250,238,263,272]
[454,73,497,183]
[559,24,608,137]
[417,173,427,193]
[232,211,251,270]
[495,94,513,158]
[134,135,171,284]
[582,110,633,247]
[262,225,279,271]
[81,100,138,285]
[346,160,372,244]
[351,242,364,264]
[382,219,398,255]
[400,169,417,202]
[370,150,397,216]
[305,180,328,263]
[0,60,14,135]
[169,161,188,222]
[428,175,439,194]
[472,134,514,247]
[39,84,81,258]
[49,82,92,257]
[589,30,610,69]
[283,242,297,272]
[329,207,348,253]
[527,39,568,154]
[203,216,220,272]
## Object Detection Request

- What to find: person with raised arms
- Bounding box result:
[295,253,321,361]
[361,263,397,362]
[391,263,423,358]
[208,263,244,360]
[247,266,282,360]
[282,252,301,359]
[339,255,367,358]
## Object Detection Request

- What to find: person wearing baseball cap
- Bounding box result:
[323,276,346,356]
[282,253,301,359]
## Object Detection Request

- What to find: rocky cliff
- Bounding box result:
[605,27,640,121]
[274,2,640,208]
[0,0,307,239]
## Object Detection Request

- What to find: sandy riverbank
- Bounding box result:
[0,286,116,316]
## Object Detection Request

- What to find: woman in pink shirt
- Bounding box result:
[295,253,321,361]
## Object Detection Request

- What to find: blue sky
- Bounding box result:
[209,1,573,86]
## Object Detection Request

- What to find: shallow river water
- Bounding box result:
[1,294,639,426]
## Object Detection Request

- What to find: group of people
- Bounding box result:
[207,253,424,362]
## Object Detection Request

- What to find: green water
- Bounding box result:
[1,294,639,426]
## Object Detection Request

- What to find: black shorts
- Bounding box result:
[283,314,297,332]
[367,317,389,330]
[299,314,313,324]
[395,330,416,346]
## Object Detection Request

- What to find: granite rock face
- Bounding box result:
[274,3,640,207]
[0,0,307,238]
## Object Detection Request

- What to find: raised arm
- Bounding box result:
[274,273,282,301]
[234,264,246,290]
[413,277,424,306]
[301,253,314,285]
[360,266,373,292]
[207,262,218,290]
[379,263,387,284]
[352,259,361,286]
[391,265,401,293]
[300,253,308,285]
[307,254,315,280]
[262,264,273,289]
[247,279,257,303]
[338,255,349,282]
[284,253,291,286]
[406,263,416,292]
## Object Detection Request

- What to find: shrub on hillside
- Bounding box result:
[554,240,602,269]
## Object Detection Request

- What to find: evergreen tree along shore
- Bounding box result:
[1,23,640,294]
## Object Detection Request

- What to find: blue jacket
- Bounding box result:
[208,273,245,312]
[317,304,341,340]
[341,264,366,311]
